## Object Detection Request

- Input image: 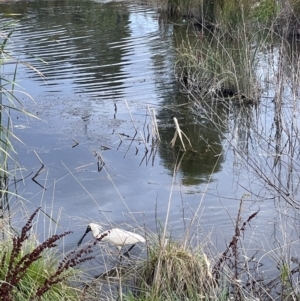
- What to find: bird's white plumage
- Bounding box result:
[87,222,145,251]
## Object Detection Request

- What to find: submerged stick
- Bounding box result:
[32,150,46,190]
[72,139,79,148]
[94,150,105,172]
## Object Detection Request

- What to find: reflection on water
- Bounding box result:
[157,92,225,186]
[2,0,174,100]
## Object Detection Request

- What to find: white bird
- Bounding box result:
[77,222,146,257]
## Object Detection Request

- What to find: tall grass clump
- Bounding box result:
[0,207,94,301]
[175,26,262,103]
[130,239,216,300]
[173,0,300,103]
[172,0,269,104]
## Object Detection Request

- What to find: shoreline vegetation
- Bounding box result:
[171,0,300,104]
[2,0,300,300]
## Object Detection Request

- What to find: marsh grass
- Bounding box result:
[81,233,217,301]
[173,0,300,104]
[130,238,215,300]
[175,23,262,103]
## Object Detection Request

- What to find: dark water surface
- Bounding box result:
[0,0,275,270]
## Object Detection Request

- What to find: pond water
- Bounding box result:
[0,0,286,276]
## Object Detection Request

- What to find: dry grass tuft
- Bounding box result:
[131,238,216,300]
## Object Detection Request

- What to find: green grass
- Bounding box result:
[0,241,80,301]
[0,208,95,301]
[0,21,39,215]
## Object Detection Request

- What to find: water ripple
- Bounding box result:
[1,0,174,101]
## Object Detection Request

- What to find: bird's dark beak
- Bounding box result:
[77,226,91,246]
